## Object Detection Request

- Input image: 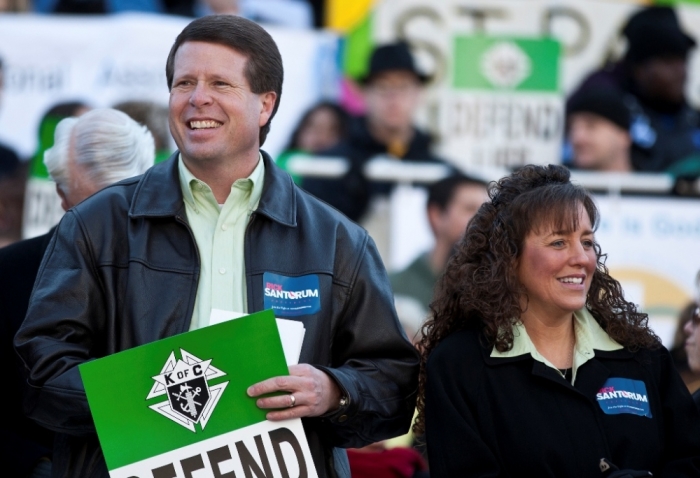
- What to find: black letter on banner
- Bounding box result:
[236,435,273,478]
[394,7,445,84]
[541,7,590,56]
[181,454,206,478]
[269,427,308,478]
[152,463,177,478]
[208,445,237,478]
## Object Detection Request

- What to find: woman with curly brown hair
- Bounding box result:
[417,164,700,477]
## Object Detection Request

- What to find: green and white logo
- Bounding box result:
[453,35,559,92]
[480,41,532,89]
[148,349,229,432]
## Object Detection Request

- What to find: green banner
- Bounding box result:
[80,309,289,471]
[453,36,560,92]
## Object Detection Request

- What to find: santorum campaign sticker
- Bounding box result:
[596,378,652,418]
[263,272,321,317]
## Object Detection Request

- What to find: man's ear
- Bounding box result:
[56,184,70,212]
[258,91,277,127]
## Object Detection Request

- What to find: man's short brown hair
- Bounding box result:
[166,15,283,146]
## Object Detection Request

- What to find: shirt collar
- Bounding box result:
[490,308,623,383]
[177,153,265,210]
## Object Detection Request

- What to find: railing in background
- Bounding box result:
[286,154,700,196]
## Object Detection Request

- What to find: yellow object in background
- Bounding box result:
[326,0,376,32]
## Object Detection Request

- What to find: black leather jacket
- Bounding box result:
[15,152,419,478]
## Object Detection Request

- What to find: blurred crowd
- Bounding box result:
[2,3,700,478]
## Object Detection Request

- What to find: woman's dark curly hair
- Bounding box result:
[414,164,659,435]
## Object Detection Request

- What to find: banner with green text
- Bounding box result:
[80,310,317,478]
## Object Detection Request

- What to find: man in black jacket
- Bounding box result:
[15,15,418,478]
[304,42,444,222]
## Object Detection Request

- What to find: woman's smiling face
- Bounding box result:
[517,203,597,323]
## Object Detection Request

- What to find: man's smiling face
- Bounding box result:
[168,41,274,168]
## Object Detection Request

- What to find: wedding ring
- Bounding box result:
[289,394,296,408]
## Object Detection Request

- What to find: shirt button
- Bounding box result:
[338,415,348,422]
[221,224,228,231]
[219,267,226,274]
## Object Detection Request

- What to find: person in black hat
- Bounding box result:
[303,41,445,223]
[566,88,632,172]
[567,6,700,176]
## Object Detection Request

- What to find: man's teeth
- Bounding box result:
[559,277,583,284]
[190,120,221,129]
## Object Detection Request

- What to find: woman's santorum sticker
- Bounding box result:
[596,378,652,418]
[263,272,321,317]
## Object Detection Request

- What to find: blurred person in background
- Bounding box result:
[684,304,700,411]
[0,108,154,478]
[276,100,350,184]
[671,302,700,393]
[21,101,91,240]
[0,57,19,178]
[304,41,444,223]
[566,88,632,172]
[569,6,700,176]
[391,174,488,311]
[684,271,700,411]
[0,56,24,246]
[114,100,172,163]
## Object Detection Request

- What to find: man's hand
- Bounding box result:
[247,364,342,421]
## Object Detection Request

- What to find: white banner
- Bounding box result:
[440,92,563,169]
[0,13,339,161]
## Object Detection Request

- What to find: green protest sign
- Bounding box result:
[452,35,560,92]
[80,309,316,478]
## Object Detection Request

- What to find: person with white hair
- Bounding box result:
[45,108,155,210]
[0,107,154,478]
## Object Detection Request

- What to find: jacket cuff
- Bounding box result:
[314,365,355,423]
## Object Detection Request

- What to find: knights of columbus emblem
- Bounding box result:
[147,349,229,432]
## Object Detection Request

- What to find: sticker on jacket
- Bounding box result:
[263,272,321,317]
[596,378,652,418]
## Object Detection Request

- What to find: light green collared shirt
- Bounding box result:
[178,154,265,330]
[490,308,623,384]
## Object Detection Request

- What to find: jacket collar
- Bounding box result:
[130,150,297,227]
[484,309,628,374]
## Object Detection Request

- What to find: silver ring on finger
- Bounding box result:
[289,394,296,408]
